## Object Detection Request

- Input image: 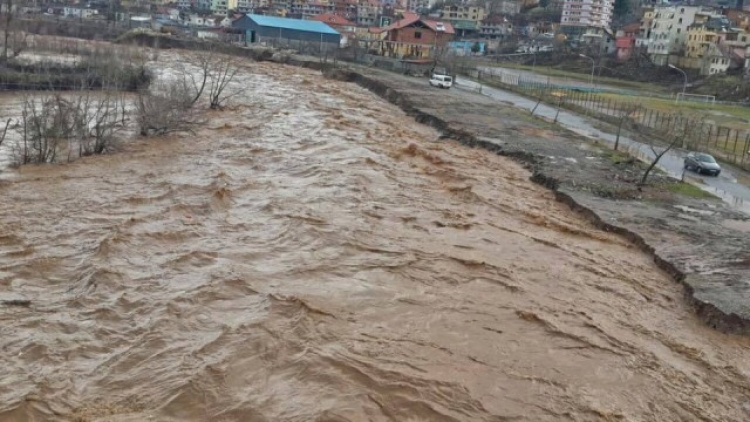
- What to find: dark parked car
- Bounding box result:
[684,152,721,176]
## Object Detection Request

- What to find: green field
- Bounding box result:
[475,61,667,92]
[594,92,750,130]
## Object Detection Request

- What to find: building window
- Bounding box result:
[414,31,421,39]
[677,28,681,33]
[678,18,682,23]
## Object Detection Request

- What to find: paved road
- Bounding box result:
[455,77,750,214]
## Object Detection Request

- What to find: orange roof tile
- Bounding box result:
[310,13,356,26]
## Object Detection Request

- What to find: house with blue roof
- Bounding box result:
[232,14,341,51]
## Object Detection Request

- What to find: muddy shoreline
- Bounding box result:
[299,63,750,335]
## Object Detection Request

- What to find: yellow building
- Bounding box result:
[686,25,717,59]
[440,6,486,23]
[684,25,732,75]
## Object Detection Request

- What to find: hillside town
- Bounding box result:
[4,0,750,76]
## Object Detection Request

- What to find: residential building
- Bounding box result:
[684,17,736,75]
[644,5,710,60]
[725,9,750,33]
[237,0,271,13]
[481,14,513,39]
[63,7,99,19]
[310,12,356,34]
[299,2,334,18]
[440,5,486,36]
[211,0,237,14]
[378,14,455,58]
[356,0,382,27]
[615,23,639,61]
[332,0,357,20]
[440,5,485,21]
[405,0,437,14]
[560,0,615,37]
[492,0,521,15]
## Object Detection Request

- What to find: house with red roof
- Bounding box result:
[615,22,640,61]
[310,13,357,46]
[310,13,356,34]
[377,14,455,58]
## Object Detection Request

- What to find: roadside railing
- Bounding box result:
[463,67,750,170]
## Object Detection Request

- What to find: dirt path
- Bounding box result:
[1,55,749,422]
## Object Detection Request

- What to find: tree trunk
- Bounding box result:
[615,116,624,151]
[2,0,11,63]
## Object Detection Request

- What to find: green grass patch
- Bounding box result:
[479,62,664,92]
[595,92,750,129]
[665,182,718,199]
[601,149,636,165]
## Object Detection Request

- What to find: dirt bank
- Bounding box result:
[1,53,750,421]
[317,64,750,336]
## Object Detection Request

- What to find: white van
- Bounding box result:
[429,73,453,89]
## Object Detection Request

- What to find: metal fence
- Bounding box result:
[470,67,750,170]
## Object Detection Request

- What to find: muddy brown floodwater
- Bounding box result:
[1,54,750,422]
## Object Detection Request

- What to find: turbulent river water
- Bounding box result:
[1,54,750,422]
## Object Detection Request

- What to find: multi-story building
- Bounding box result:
[643,5,710,61]
[357,0,382,27]
[237,0,271,13]
[493,0,521,15]
[332,0,357,21]
[440,5,485,21]
[481,14,513,39]
[440,5,485,35]
[405,0,436,14]
[560,0,614,37]
[684,16,744,75]
[211,0,237,14]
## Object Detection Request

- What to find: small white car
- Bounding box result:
[429,74,453,89]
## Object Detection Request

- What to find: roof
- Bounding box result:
[309,13,355,27]
[383,15,455,34]
[246,14,340,35]
[483,14,509,25]
[621,22,640,33]
[616,38,635,48]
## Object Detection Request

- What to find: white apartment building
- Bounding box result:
[406,0,439,13]
[560,0,614,36]
[237,0,270,13]
[357,1,382,27]
[644,6,709,57]
[212,0,238,14]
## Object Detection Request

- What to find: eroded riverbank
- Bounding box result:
[1,54,750,421]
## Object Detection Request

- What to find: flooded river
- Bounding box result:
[1,55,750,421]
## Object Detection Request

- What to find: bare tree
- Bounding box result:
[613,103,641,151]
[134,80,200,136]
[184,52,211,107]
[207,54,242,110]
[1,0,27,63]
[75,92,127,156]
[182,49,242,110]
[11,92,128,165]
[12,95,76,164]
[0,118,9,148]
[639,114,700,186]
